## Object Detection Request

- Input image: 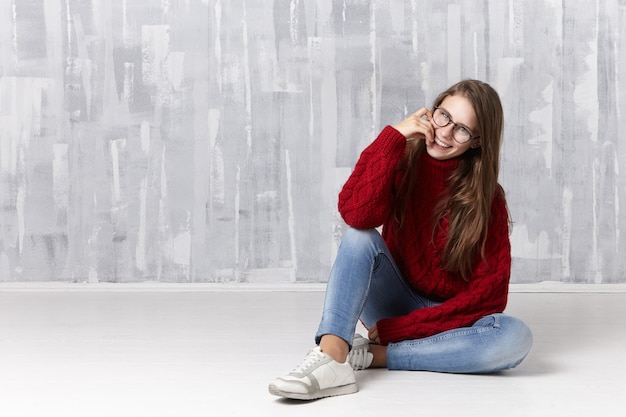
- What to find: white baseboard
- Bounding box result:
[0,281,625,292]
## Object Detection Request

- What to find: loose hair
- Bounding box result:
[393,79,507,280]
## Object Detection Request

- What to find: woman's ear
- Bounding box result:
[471,140,481,149]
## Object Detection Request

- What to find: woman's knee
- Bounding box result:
[341,227,383,250]
[504,315,532,348]
[496,314,533,367]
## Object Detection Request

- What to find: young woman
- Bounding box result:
[268,79,533,401]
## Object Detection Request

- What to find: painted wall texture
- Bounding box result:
[0,0,624,284]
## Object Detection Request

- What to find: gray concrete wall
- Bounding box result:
[0,0,623,284]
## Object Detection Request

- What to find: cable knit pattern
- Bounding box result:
[338,126,511,345]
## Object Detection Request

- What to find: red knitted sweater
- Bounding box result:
[338,126,511,345]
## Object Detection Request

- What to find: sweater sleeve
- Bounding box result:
[375,193,512,344]
[338,126,407,229]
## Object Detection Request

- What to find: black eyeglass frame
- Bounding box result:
[431,107,480,144]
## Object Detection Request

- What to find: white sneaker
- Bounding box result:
[268,346,357,400]
[348,333,373,370]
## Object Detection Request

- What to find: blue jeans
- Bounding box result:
[315,228,533,373]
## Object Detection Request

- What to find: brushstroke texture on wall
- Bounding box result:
[0,0,624,284]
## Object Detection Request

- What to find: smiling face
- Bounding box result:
[425,94,481,161]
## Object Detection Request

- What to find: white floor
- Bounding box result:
[0,288,625,417]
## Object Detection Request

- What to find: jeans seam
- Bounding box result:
[356,252,377,329]
[391,322,497,348]
[373,250,430,310]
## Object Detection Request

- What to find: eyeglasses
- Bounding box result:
[431,107,479,144]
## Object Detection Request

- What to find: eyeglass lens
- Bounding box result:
[432,109,471,143]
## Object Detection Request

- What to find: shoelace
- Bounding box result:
[349,347,370,370]
[291,348,325,374]
[348,335,372,370]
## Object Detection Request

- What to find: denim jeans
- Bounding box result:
[315,227,533,373]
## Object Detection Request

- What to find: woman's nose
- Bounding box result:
[435,122,454,137]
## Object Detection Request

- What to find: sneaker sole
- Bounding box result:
[268,382,358,400]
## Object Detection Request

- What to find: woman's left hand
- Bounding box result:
[368,324,381,344]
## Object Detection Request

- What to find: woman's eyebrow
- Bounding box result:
[438,106,475,132]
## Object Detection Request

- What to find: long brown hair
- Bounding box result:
[394,79,507,280]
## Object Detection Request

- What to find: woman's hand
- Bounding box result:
[392,107,434,143]
[368,324,381,344]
